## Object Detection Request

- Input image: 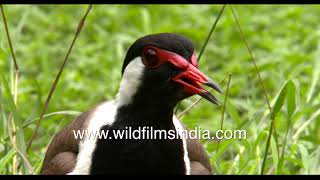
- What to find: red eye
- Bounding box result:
[143,48,160,68]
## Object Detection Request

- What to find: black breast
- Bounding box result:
[89,111,187,174]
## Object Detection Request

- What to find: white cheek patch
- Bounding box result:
[115,57,145,107]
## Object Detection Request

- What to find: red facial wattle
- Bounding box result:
[190,51,198,68]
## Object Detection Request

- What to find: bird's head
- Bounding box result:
[117,33,222,108]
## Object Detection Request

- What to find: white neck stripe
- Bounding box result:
[115,57,145,107]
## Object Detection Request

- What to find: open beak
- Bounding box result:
[172,64,222,105]
[142,46,222,105]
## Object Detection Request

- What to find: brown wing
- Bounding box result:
[187,137,213,175]
[40,107,212,175]
[173,115,213,175]
[40,105,99,175]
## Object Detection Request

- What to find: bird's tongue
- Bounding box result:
[172,64,222,105]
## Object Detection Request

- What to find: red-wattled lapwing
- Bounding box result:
[40,33,222,175]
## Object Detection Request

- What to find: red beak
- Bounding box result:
[172,63,222,105]
[142,46,222,105]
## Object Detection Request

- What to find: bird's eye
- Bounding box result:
[143,48,160,68]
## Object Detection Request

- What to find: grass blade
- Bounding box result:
[306,43,320,103]
[211,139,235,164]
[293,108,320,140]
[0,111,81,144]
[286,80,297,119]
[270,83,287,120]
[229,6,282,173]
[229,5,273,114]
[198,4,226,62]
[0,149,16,172]
[1,4,21,174]
[26,4,93,152]
[278,80,298,174]
[216,73,232,153]
[0,75,33,174]
[270,135,279,174]
[174,4,226,115]
[261,80,293,174]
[178,75,229,118]
[298,144,310,174]
[0,5,18,70]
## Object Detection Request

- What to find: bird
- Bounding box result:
[40,33,222,175]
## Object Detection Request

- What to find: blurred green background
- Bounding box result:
[0,5,319,174]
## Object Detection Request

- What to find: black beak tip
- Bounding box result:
[206,78,223,94]
[199,91,220,106]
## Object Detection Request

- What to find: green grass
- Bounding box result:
[0,4,320,175]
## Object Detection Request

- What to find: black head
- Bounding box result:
[122,33,195,75]
[118,33,221,108]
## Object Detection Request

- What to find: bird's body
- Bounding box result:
[41,100,211,175]
[68,100,189,175]
[40,33,221,175]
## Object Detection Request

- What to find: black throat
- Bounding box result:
[115,61,184,127]
[89,87,187,174]
[115,91,177,128]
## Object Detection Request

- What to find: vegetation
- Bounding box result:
[0,5,319,174]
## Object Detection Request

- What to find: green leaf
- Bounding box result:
[0,84,8,138]
[286,80,296,119]
[254,130,268,155]
[306,46,320,103]
[278,151,285,174]
[277,79,298,174]
[0,74,29,174]
[270,82,288,120]
[23,110,81,128]
[0,75,23,125]
[0,149,16,172]
[271,135,279,174]
[309,147,320,174]
[299,144,310,174]
[227,100,241,126]
[262,81,291,174]
[211,139,235,163]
